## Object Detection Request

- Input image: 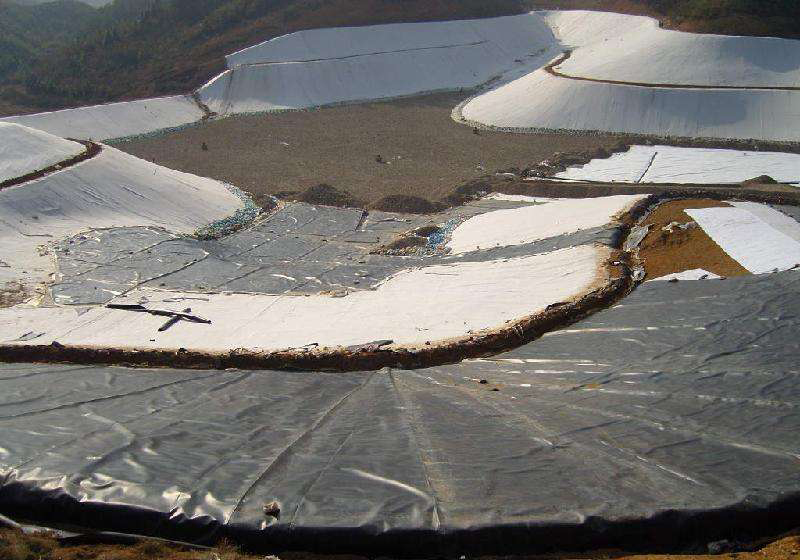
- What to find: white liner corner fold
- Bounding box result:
[686,205,800,274]
[447,194,645,254]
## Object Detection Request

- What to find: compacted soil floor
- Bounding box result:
[2,528,799,560]
[117,93,625,206]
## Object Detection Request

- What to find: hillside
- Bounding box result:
[0,0,526,115]
[0,1,97,80]
[1,0,798,116]
[527,0,800,38]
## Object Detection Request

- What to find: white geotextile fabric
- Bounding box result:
[649,269,721,282]
[0,96,204,141]
[730,201,800,243]
[0,123,84,182]
[556,146,800,185]
[484,193,562,203]
[199,15,558,115]
[0,146,243,287]
[226,13,554,66]
[461,69,800,142]
[446,195,645,254]
[0,245,606,351]
[686,206,800,274]
[543,10,800,87]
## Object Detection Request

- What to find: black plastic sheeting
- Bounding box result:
[51,200,615,305]
[1,271,799,555]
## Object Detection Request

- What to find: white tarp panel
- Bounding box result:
[446,195,645,254]
[556,145,800,185]
[201,43,557,114]
[0,245,606,351]
[0,96,204,141]
[544,10,800,88]
[730,201,800,243]
[484,193,562,203]
[199,13,559,115]
[0,146,243,287]
[461,70,800,142]
[649,269,721,282]
[686,206,800,274]
[0,123,84,182]
[226,13,555,66]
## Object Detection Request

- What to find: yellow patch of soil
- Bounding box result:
[639,199,749,279]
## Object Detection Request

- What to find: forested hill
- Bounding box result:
[0,1,96,81]
[0,0,526,115]
[528,0,800,38]
[1,0,798,117]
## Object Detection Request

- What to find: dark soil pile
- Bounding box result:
[742,175,779,186]
[369,194,445,214]
[292,183,364,208]
[0,281,27,308]
[2,524,799,560]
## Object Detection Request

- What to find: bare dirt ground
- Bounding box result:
[117,93,626,206]
[2,528,799,560]
[0,281,28,308]
[638,199,750,279]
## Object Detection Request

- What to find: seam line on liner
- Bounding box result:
[287,424,358,526]
[389,371,444,529]
[9,372,250,504]
[230,40,488,67]
[0,370,223,423]
[225,371,377,524]
[546,51,800,92]
[446,376,707,488]
[525,381,800,462]
[637,151,659,183]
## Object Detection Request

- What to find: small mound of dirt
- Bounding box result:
[412,225,441,237]
[442,178,493,207]
[382,235,427,252]
[294,183,364,208]
[742,175,779,186]
[248,193,279,211]
[369,194,444,214]
[372,224,442,255]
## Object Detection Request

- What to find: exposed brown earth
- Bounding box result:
[116,93,626,206]
[0,281,28,308]
[117,93,800,212]
[638,199,749,279]
[2,527,799,560]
